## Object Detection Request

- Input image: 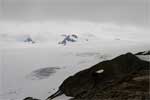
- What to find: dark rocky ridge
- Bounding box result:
[46,53,150,100]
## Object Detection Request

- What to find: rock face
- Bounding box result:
[24,36,35,44]
[58,34,78,45]
[46,53,150,100]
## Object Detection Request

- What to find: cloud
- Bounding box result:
[0,20,139,33]
[0,0,149,27]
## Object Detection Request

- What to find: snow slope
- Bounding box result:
[0,21,150,100]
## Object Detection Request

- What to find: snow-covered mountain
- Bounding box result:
[0,22,150,100]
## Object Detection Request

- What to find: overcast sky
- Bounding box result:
[0,0,149,27]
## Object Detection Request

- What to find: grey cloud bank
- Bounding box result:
[0,0,149,27]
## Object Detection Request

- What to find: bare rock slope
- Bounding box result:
[46,53,150,100]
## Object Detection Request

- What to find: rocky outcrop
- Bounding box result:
[24,36,35,44]
[58,34,78,45]
[135,50,150,55]
[46,53,150,100]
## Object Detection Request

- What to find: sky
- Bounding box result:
[0,0,149,34]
